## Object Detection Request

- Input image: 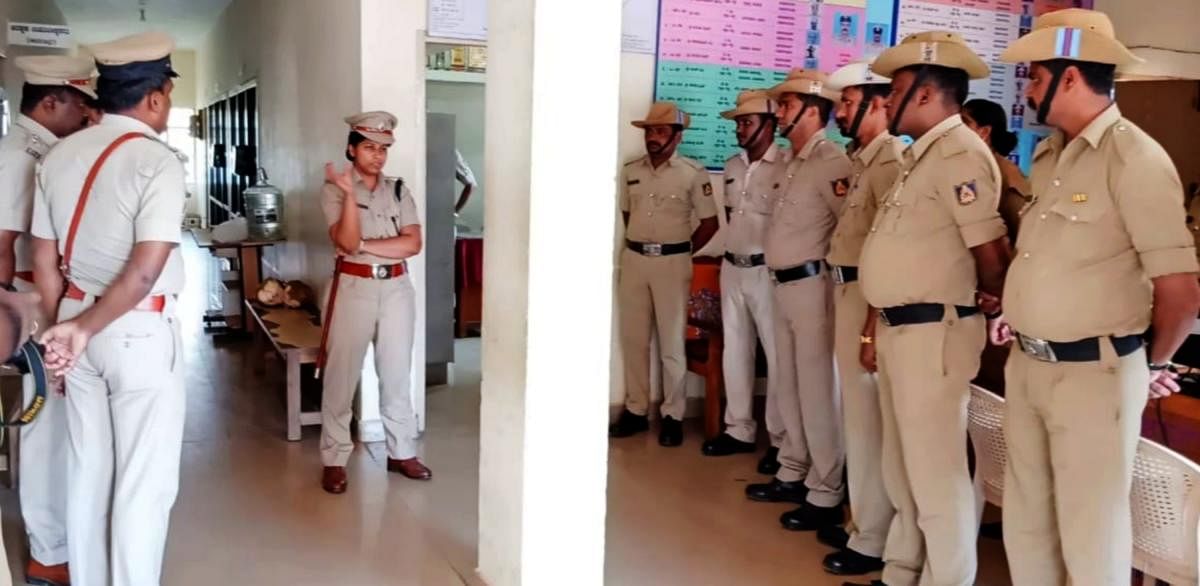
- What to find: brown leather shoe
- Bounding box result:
[322,466,348,494]
[387,457,432,480]
[26,559,70,586]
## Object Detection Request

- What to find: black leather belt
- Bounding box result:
[771,260,823,284]
[828,264,858,285]
[879,303,980,326]
[724,252,766,268]
[626,240,691,257]
[1016,332,1144,363]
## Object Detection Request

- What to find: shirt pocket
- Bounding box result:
[1046,194,1124,263]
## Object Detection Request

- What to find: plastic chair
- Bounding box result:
[1131,438,1200,585]
[967,385,1007,526]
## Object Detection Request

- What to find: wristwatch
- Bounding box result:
[1149,362,1174,372]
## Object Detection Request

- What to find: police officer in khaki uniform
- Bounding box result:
[993,10,1200,584]
[610,102,718,446]
[32,32,188,586]
[853,32,1011,586]
[701,90,789,474]
[742,70,850,530]
[818,60,902,577]
[317,111,429,494]
[0,54,95,586]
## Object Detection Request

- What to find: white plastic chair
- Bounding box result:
[967,384,1007,527]
[1131,438,1200,585]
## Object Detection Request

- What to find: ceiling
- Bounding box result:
[53,0,234,49]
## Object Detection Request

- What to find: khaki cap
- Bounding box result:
[720,90,778,119]
[1000,8,1140,66]
[827,60,891,91]
[768,69,839,102]
[631,101,690,128]
[15,55,98,99]
[871,31,991,80]
[345,111,398,145]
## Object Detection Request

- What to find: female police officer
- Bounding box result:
[317,111,430,494]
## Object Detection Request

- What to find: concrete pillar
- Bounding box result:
[477,0,622,584]
[355,0,428,437]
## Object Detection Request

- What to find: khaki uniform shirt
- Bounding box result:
[996,153,1033,240]
[826,132,903,267]
[1188,192,1200,262]
[860,114,1006,308]
[765,133,852,268]
[31,114,187,296]
[620,154,716,244]
[1004,105,1198,342]
[723,144,790,255]
[0,115,58,276]
[321,171,421,266]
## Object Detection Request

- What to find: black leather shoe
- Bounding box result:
[757,446,780,475]
[780,503,844,531]
[817,524,850,550]
[658,416,683,447]
[609,410,649,438]
[823,548,885,576]
[744,478,809,504]
[701,432,756,456]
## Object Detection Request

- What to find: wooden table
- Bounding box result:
[190,229,281,337]
[245,299,322,441]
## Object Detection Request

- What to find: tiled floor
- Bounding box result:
[0,240,1012,585]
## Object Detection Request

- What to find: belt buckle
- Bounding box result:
[1018,334,1057,362]
[832,266,846,285]
[644,243,663,257]
[878,309,891,327]
[373,264,389,279]
[734,254,752,268]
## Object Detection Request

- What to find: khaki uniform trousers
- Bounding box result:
[321,274,418,467]
[58,297,186,586]
[772,273,844,507]
[877,313,983,586]
[618,250,692,420]
[720,263,784,446]
[12,277,68,566]
[834,281,892,557]
[1002,345,1148,586]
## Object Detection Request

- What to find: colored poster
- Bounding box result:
[655,0,896,169]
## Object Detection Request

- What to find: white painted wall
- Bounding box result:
[1097,0,1200,79]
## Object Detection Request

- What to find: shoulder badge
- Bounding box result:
[831,177,850,197]
[23,135,46,160]
[702,181,713,197]
[955,180,978,205]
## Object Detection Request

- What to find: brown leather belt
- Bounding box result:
[337,260,407,279]
[64,282,167,313]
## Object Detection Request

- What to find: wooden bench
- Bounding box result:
[244,299,322,441]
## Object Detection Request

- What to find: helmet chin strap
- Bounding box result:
[1036,65,1065,126]
[888,65,928,137]
[778,102,809,138]
[739,114,774,149]
[843,94,871,141]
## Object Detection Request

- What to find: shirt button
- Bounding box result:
[1070,215,1078,221]
[649,193,656,198]
[1053,178,1061,187]
[903,171,910,177]
[1022,252,1030,258]
[1039,213,1046,220]
[738,210,744,215]
[870,228,877,233]
[788,174,794,179]
[850,203,857,208]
